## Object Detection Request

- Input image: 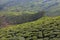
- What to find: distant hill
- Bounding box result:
[0,0,60,16]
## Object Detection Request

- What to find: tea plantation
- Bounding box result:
[0,16,60,40]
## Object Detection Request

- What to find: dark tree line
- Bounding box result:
[0,11,45,27]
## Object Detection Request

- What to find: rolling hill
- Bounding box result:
[0,0,60,16]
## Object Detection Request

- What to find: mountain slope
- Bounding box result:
[0,0,60,16]
[0,16,60,40]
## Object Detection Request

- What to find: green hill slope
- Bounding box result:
[0,16,60,40]
[0,0,60,16]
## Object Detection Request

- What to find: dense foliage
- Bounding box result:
[0,16,60,40]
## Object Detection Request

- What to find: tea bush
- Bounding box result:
[0,16,60,40]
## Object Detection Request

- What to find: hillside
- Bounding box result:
[0,16,60,40]
[0,0,60,16]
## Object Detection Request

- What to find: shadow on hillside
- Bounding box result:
[0,11,45,27]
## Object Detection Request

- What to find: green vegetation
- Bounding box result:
[0,0,60,40]
[0,16,60,40]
